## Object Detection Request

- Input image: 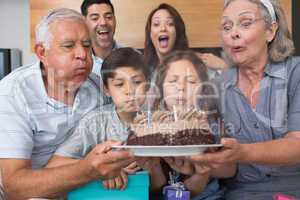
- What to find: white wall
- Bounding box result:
[0,0,37,67]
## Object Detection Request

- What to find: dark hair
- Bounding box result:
[155,50,220,120]
[144,3,189,70]
[101,48,150,87]
[81,0,115,16]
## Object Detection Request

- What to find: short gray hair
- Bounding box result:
[224,0,294,62]
[35,8,85,49]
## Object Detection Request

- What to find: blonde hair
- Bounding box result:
[224,0,294,62]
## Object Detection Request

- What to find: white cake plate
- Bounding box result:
[112,144,223,157]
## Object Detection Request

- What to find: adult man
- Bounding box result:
[81,0,121,77]
[0,8,133,200]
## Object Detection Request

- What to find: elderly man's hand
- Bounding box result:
[81,141,135,180]
[189,138,243,173]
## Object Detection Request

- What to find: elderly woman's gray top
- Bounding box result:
[218,57,300,199]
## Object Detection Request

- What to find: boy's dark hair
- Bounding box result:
[101,48,150,87]
[81,0,115,16]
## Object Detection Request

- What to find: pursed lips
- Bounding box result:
[176,97,186,104]
[126,98,137,103]
[74,61,89,74]
[231,45,246,53]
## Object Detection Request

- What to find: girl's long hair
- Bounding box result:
[154,50,220,122]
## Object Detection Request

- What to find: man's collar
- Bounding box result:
[34,62,49,104]
[92,40,118,59]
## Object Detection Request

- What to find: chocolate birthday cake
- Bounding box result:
[127,109,215,146]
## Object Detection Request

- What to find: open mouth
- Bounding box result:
[97,30,110,39]
[158,35,169,48]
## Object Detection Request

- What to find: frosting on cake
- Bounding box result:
[127,109,215,145]
[130,109,211,137]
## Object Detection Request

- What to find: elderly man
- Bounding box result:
[81,0,121,77]
[0,8,133,200]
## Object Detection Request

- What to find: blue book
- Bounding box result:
[68,171,150,200]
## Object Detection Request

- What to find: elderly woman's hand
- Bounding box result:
[197,53,228,70]
[189,138,244,172]
[163,157,195,175]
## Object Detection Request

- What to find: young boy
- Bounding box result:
[47,47,150,190]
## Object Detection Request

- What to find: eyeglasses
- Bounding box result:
[221,18,264,34]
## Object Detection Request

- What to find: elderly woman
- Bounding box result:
[190,0,300,199]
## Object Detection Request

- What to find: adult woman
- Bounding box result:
[190,0,300,199]
[144,3,189,75]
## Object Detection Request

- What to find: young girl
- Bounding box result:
[138,50,233,200]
